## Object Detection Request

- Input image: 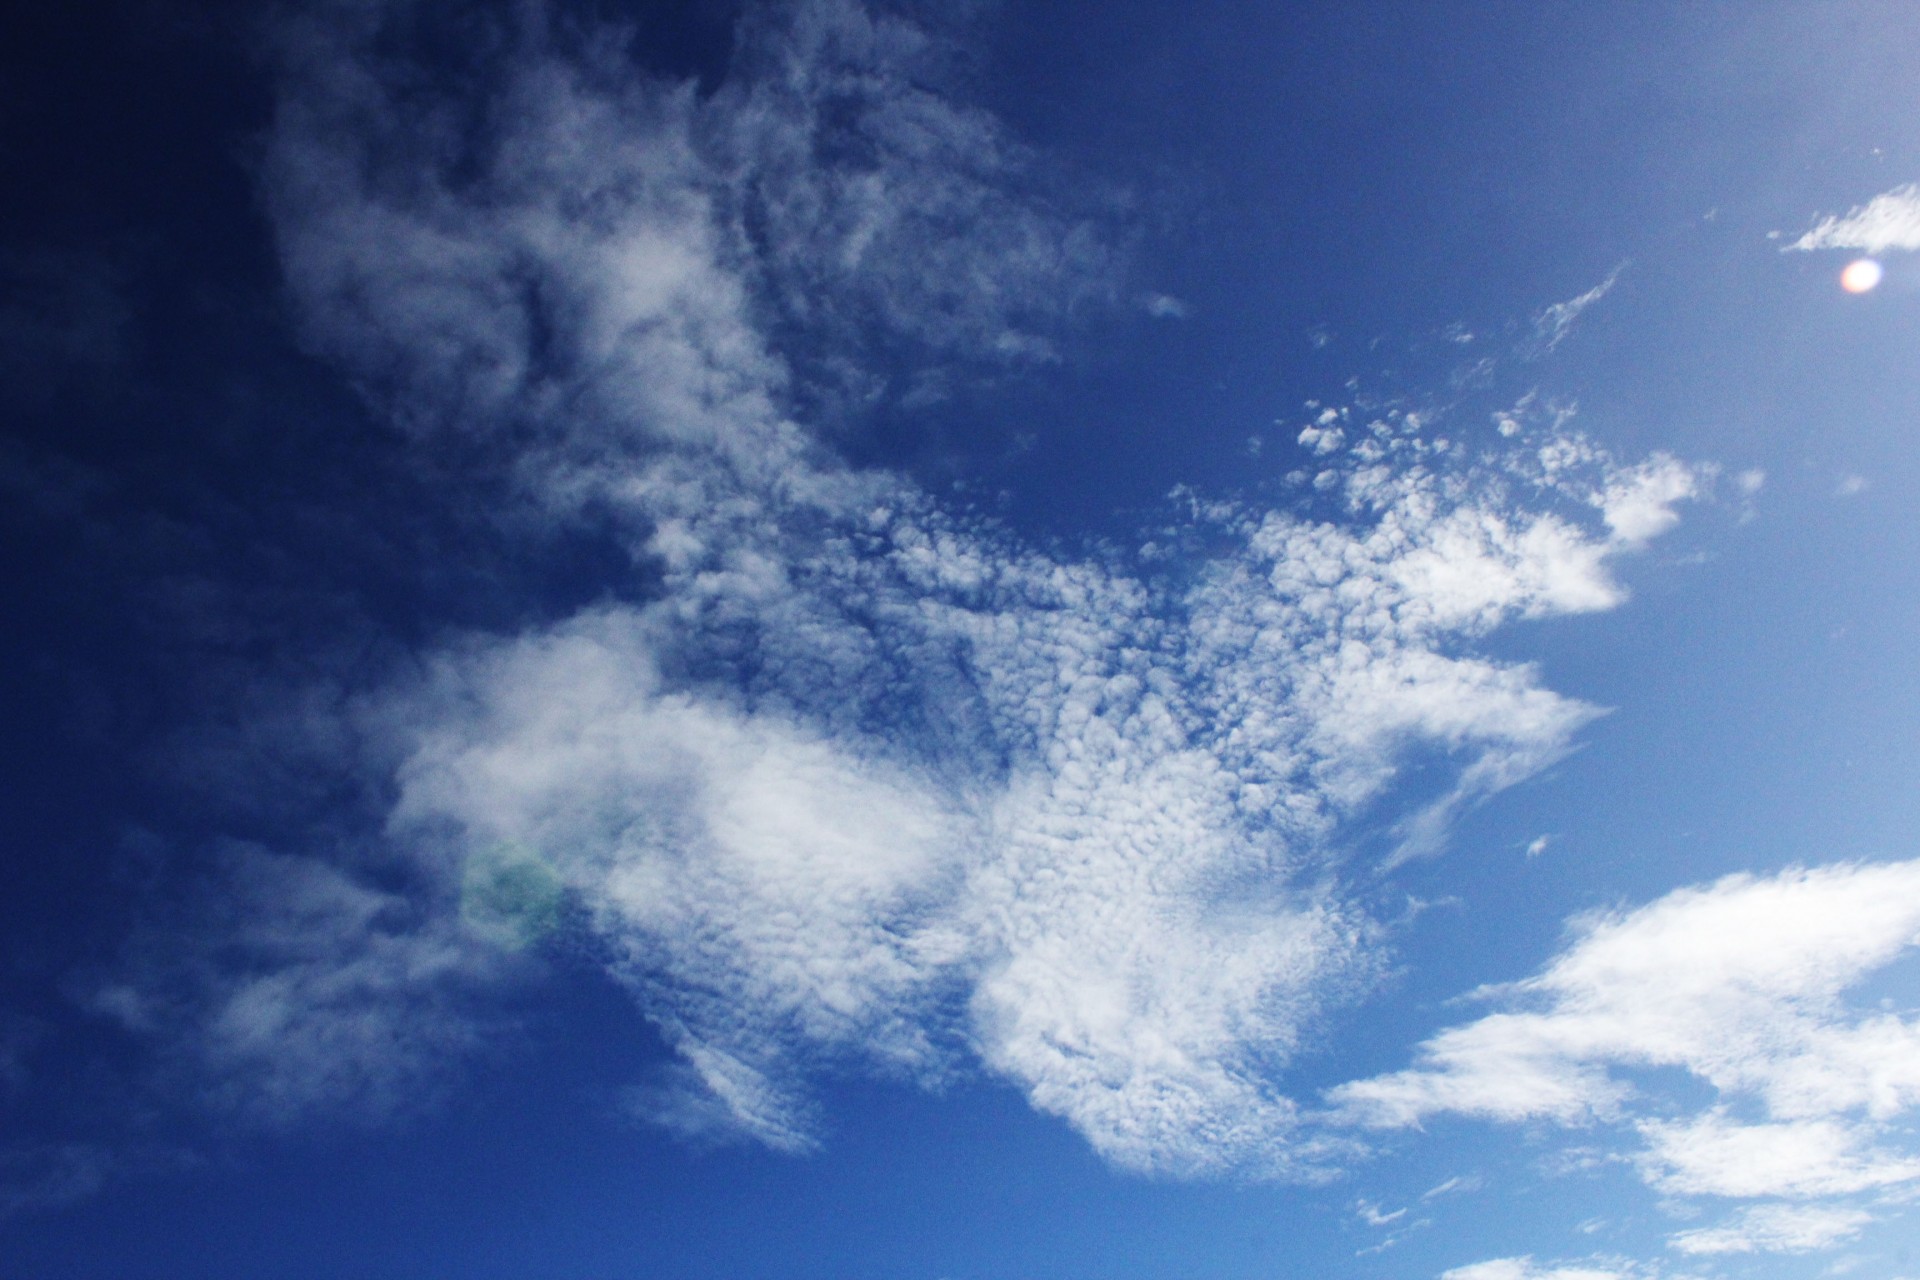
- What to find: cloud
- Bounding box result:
[384,358,1690,1172]
[1530,266,1622,356]
[1440,1257,1657,1280]
[1356,1197,1408,1226]
[1668,1203,1873,1256]
[1785,184,1920,254]
[1599,456,1698,548]
[1639,1112,1920,1200]
[266,10,789,467]
[96,842,524,1129]
[722,0,1125,377]
[1331,860,1920,1130]
[105,0,1701,1179]
[1423,1173,1483,1199]
[1331,860,1920,1235]
[266,0,1120,456]
[0,1144,119,1218]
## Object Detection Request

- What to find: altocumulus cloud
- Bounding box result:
[101,0,1706,1179]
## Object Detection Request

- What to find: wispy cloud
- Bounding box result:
[1529,266,1623,356]
[0,1144,120,1218]
[1356,1197,1408,1226]
[1423,1173,1484,1199]
[1440,1256,1660,1280]
[1668,1203,1873,1256]
[96,842,524,1129]
[1785,184,1920,254]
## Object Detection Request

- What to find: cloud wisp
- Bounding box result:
[1439,1259,1663,1280]
[1529,266,1623,357]
[98,0,1701,1181]
[1666,1203,1873,1257]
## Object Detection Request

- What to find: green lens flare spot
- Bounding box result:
[460,843,564,950]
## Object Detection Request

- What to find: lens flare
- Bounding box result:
[1840,258,1884,293]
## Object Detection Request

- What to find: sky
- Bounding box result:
[2,2,1919,1277]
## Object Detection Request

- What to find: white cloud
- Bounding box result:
[1786,184,1920,254]
[119,0,1703,1175]
[1669,1203,1873,1256]
[1640,1112,1920,1200]
[1331,860,1920,1240]
[1424,1173,1484,1199]
[1298,422,1345,455]
[1331,860,1920,1130]
[622,1048,821,1154]
[1357,1198,1408,1226]
[1531,267,1623,356]
[383,397,1690,1169]
[393,614,969,1146]
[1599,456,1698,548]
[1441,1257,1654,1280]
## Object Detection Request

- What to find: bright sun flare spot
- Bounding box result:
[1840,258,1884,293]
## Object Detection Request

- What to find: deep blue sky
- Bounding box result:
[3,3,1919,1278]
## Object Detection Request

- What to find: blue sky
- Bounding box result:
[3,2,1920,1276]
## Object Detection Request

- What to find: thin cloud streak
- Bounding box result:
[1529,266,1623,356]
[1439,1257,1661,1280]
